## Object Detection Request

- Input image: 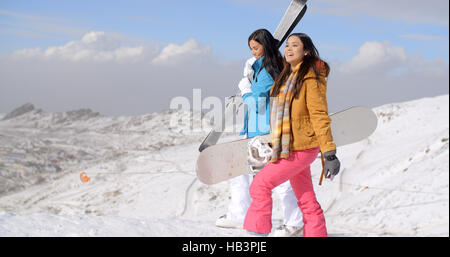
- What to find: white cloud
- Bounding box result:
[1,34,239,116]
[12,47,43,58]
[338,41,408,73]
[326,40,448,111]
[151,38,211,66]
[12,31,144,62]
[336,40,448,77]
[12,33,212,65]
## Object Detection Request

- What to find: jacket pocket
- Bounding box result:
[301,122,315,137]
[292,117,315,137]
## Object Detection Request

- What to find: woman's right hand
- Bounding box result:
[244,57,256,81]
[238,77,252,95]
[239,57,256,96]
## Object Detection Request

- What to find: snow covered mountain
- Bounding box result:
[0,95,448,236]
[0,104,206,196]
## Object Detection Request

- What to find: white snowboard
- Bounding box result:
[196,106,378,185]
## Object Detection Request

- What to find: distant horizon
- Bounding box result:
[1,93,448,118]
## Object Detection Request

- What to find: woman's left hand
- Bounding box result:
[323,150,340,179]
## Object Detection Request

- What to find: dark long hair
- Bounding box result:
[248,29,284,80]
[271,33,330,98]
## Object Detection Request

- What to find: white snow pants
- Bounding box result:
[226,173,303,227]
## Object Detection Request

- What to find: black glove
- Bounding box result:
[323,150,340,179]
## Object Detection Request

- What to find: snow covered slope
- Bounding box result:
[0,95,448,236]
[0,105,206,196]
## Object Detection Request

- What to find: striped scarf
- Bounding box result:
[270,63,301,162]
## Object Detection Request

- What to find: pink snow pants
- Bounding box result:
[243,147,327,237]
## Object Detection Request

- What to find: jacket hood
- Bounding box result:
[303,60,329,80]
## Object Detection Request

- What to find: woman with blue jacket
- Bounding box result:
[215,29,304,236]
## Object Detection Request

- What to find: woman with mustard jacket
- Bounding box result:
[243,33,341,237]
[216,29,304,237]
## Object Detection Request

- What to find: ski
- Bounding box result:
[273,0,308,48]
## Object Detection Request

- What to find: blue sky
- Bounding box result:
[1,0,448,63]
[0,0,449,115]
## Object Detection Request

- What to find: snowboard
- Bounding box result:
[198,0,308,152]
[196,106,378,185]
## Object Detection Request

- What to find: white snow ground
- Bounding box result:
[0,95,448,237]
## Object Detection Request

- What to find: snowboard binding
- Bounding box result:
[247,136,273,174]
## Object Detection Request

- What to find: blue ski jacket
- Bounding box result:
[240,56,275,138]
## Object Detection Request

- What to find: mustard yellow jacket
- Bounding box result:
[274,62,337,154]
